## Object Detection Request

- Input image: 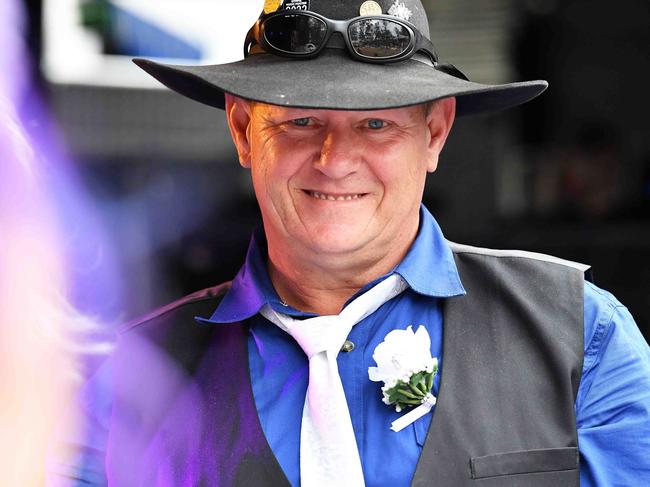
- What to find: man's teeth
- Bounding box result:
[309,191,362,201]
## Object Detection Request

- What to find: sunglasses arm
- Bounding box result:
[243,21,262,58]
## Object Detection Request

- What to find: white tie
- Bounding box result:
[260,273,408,487]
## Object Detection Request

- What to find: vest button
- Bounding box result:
[341,340,355,353]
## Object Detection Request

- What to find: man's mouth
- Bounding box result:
[305,190,366,201]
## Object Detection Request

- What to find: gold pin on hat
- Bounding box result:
[359,1,383,15]
[264,0,284,14]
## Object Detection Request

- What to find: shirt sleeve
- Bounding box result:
[46,359,112,486]
[577,281,650,486]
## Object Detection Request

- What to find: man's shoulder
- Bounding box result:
[447,240,590,273]
[113,282,237,375]
[119,281,232,336]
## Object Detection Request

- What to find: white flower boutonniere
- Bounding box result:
[368,325,439,432]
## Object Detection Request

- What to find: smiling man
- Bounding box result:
[226,100,454,315]
[52,0,650,486]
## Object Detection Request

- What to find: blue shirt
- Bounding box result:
[52,206,650,486]
[202,205,650,487]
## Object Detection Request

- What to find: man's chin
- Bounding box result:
[302,226,372,257]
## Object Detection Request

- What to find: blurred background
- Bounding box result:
[14,0,650,336]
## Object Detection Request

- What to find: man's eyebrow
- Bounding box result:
[259,109,318,122]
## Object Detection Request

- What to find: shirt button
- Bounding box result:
[341,340,355,353]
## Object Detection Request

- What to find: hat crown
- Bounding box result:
[133,0,548,116]
[277,0,430,39]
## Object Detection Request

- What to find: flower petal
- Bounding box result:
[368,366,382,382]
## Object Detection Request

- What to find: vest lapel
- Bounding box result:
[110,314,291,486]
[202,323,292,487]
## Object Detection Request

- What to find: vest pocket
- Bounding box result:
[470,447,578,479]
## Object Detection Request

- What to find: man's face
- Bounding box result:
[226,98,455,259]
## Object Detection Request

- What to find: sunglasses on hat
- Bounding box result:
[244,10,438,65]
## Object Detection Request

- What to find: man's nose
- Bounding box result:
[315,129,362,179]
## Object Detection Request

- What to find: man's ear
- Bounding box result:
[425,97,456,173]
[225,94,253,168]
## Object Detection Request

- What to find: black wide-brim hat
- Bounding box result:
[134,0,547,117]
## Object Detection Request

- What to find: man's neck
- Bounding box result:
[266,225,418,316]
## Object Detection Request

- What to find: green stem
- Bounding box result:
[398,398,421,406]
[407,383,426,397]
[397,388,420,399]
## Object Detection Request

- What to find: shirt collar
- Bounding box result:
[394,205,466,298]
[196,204,465,325]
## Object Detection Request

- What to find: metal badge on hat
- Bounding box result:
[388,0,413,21]
[359,1,383,15]
[264,0,284,14]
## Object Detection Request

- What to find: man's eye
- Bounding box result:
[291,118,312,127]
[367,119,387,130]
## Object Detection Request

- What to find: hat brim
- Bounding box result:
[133,49,547,117]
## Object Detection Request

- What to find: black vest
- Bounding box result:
[107,245,584,486]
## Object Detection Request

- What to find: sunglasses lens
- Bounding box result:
[264,14,327,54]
[349,19,411,59]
